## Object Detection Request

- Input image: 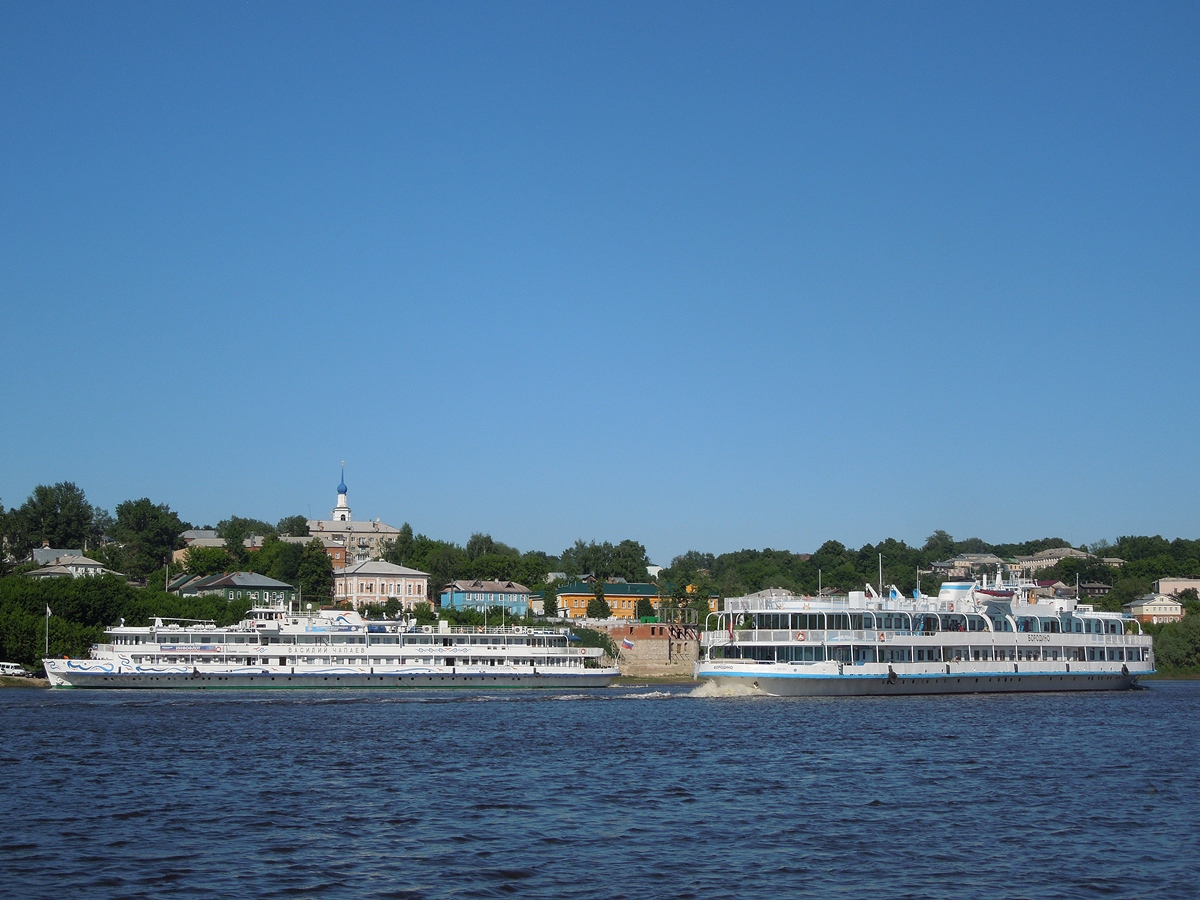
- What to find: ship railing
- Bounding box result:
[434,625,556,635]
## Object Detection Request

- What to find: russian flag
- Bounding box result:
[621,638,634,649]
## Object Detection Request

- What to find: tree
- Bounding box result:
[393,520,417,564]
[253,538,304,586]
[184,545,229,576]
[276,515,309,537]
[586,595,611,618]
[296,539,333,604]
[220,519,251,567]
[216,516,276,538]
[636,597,656,620]
[922,530,955,560]
[90,508,115,548]
[1178,588,1199,616]
[611,539,650,582]
[4,482,96,559]
[109,498,187,577]
[587,582,611,618]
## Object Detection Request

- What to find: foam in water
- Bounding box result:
[689,679,763,698]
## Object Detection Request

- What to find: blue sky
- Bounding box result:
[2,2,1197,565]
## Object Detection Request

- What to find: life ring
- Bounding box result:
[878,632,885,642]
[948,602,955,612]
[796,631,806,642]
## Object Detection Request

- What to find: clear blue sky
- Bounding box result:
[2,2,1197,564]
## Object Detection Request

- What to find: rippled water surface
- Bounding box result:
[3,681,1199,899]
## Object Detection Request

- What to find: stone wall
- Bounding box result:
[601,622,699,676]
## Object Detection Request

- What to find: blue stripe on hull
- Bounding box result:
[700,670,1142,696]
[52,672,618,690]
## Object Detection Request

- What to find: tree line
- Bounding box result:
[5,480,1200,671]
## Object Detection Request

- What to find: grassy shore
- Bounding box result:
[0,674,48,688]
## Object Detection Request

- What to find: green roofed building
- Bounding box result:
[178,572,297,605]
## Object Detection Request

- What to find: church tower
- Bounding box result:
[332,461,352,521]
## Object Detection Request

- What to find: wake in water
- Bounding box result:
[688,679,763,698]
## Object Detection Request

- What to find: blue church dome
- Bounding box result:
[337,464,347,495]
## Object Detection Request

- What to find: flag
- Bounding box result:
[621,638,634,650]
[46,606,52,617]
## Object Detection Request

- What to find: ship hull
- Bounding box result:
[696,662,1146,696]
[44,662,620,690]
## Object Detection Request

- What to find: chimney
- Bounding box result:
[42,539,50,548]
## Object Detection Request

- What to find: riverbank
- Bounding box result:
[0,674,48,688]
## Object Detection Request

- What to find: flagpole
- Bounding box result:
[45,606,51,657]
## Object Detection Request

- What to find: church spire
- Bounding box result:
[333,461,351,521]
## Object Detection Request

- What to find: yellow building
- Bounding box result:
[555,582,660,620]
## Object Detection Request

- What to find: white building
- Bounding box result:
[26,555,118,579]
[1124,594,1185,624]
[333,560,430,610]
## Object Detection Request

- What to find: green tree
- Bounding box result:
[587,582,611,618]
[109,498,188,577]
[922,530,955,561]
[216,516,276,538]
[611,539,650,582]
[635,597,656,620]
[184,545,229,576]
[1175,588,1199,616]
[220,518,251,568]
[388,523,414,564]
[296,539,333,604]
[5,482,96,558]
[276,515,310,537]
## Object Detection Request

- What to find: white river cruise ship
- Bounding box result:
[696,579,1154,695]
[44,604,619,689]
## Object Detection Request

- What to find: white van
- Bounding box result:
[0,662,29,678]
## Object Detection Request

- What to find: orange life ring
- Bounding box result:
[948,602,955,612]
[796,631,806,642]
[878,632,885,642]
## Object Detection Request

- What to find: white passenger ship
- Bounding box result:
[696,579,1154,695]
[43,604,619,689]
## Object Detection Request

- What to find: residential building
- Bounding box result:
[555,581,660,620]
[179,572,297,605]
[1154,577,1200,597]
[30,546,83,566]
[441,579,532,615]
[306,467,401,565]
[1015,547,1090,575]
[279,535,347,568]
[173,534,348,568]
[1079,582,1112,598]
[173,535,257,565]
[26,555,119,580]
[333,560,430,610]
[931,554,1005,578]
[180,529,218,544]
[1123,594,1185,625]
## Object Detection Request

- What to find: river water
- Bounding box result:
[2,681,1198,899]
